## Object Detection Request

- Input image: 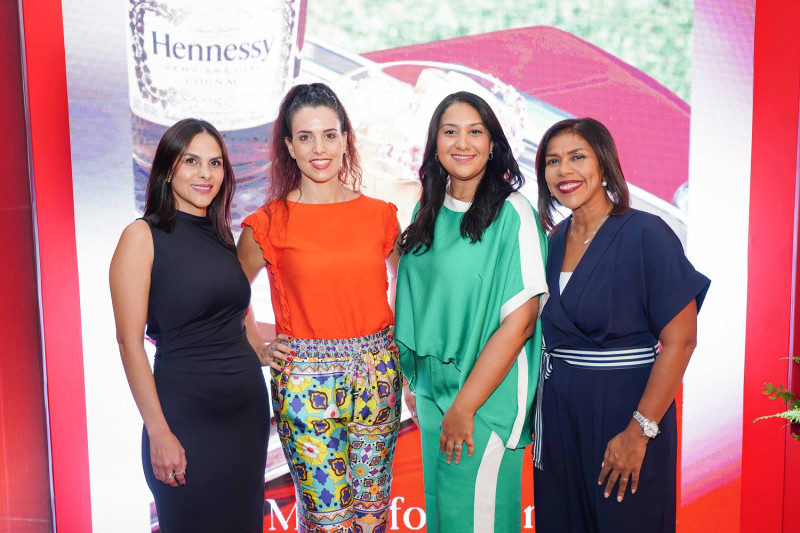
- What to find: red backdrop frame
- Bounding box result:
[741,2,800,532]
[18,0,93,530]
[0,1,52,529]
[5,0,800,531]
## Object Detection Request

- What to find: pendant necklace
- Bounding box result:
[571,210,610,245]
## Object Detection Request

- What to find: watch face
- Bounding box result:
[634,411,659,438]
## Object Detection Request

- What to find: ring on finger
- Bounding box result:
[166,473,174,480]
[453,444,462,449]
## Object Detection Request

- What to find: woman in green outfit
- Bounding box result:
[394,91,548,532]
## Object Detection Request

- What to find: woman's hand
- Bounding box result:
[597,420,649,502]
[149,430,187,487]
[387,335,399,360]
[259,333,294,371]
[437,298,539,465]
[597,301,699,502]
[439,403,475,465]
[402,378,419,428]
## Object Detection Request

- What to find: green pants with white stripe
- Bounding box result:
[415,356,525,533]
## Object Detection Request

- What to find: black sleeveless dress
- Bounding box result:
[142,211,269,532]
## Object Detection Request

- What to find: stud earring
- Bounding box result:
[166,176,172,184]
[601,180,608,187]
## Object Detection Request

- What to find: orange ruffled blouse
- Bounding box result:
[242,194,398,339]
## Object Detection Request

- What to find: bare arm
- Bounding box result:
[388,226,420,428]
[440,296,539,464]
[386,223,401,313]
[243,305,263,355]
[109,220,186,487]
[237,225,292,371]
[598,299,698,501]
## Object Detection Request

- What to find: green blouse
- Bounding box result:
[395,192,548,449]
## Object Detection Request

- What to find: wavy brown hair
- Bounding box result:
[268,83,361,208]
[535,117,629,232]
[144,118,235,247]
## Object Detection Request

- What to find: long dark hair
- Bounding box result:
[400,91,523,255]
[268,83,361,206]
[144,118,235,247]
[535,117,629,232]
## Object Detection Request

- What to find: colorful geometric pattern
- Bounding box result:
[272,328,401,533]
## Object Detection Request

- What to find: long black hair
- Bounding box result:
[144,118,236,248]
[535,117,629,232]
[400,91,523,255]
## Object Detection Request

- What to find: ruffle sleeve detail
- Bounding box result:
[242,206,294,335]
[241,208,276,265]
[384,202,399,258]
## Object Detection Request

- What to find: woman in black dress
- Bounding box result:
[110,119,269,532]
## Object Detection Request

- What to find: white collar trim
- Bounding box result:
[443,192,472,212]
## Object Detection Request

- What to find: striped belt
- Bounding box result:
[532,343,660,470]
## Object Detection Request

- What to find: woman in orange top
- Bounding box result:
[238,83,401,533]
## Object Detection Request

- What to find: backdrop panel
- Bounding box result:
[33,0,774,531]
[0,1,53,529]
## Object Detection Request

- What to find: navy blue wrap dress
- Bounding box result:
[533,209,710,533]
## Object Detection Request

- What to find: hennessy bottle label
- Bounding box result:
[126,0,303,129]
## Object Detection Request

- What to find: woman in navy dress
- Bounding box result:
[532,118,710,533]
[110,119,269,532]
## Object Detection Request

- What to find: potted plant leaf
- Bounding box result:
[755,356,800,440]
